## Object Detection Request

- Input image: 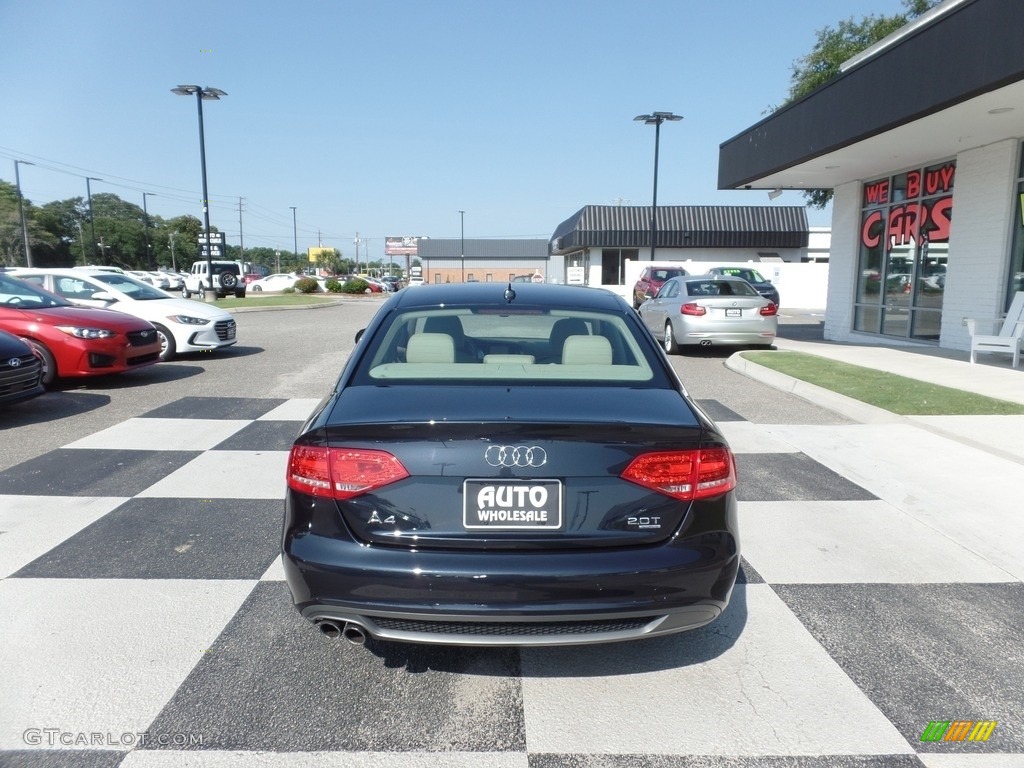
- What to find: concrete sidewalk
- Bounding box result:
[727,328,1024,466]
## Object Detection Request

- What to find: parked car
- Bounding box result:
[704,266,780,306]
[0,272,161,385]
[11,268,237,362]
[639,275,778,351]
[633,265,688,309]
[0,329,45,405]
[282,282,739,648]
[158,270,185,290]
[405,276,425,287]
[248,273,302,292]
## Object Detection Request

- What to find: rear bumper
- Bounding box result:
[283,502,739,646]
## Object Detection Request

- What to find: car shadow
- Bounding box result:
[52,363,206,391]
[176,344,265,360]
[0,390,111,426]
[359,584,749,676]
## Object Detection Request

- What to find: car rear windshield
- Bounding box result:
[652,268,686,281]
[355,307,668,386]
[716,268,766,283]
[685,279,760,297]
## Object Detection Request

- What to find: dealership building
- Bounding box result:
[718,0,1024,351]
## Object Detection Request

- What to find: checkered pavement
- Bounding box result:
[1,395,1021,768]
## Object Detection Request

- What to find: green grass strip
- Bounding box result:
[740,350,1024,416]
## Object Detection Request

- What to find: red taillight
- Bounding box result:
[680,303,706,316]
[759,302,778,316]
[287,446,409,500]
[621,447,736,500]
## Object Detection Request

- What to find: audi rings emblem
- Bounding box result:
[485,445,547,468]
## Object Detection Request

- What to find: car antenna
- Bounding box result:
[504,283,516,303]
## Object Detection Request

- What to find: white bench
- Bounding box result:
[966,291,1024,368]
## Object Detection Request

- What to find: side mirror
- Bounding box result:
[644,291,654,300]
[91,292,116,302]
[355,328,365,343]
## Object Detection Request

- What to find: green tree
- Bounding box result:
[315,247,345,275]
[786,0,940,209]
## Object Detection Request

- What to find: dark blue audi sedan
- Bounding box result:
[282,282,739,647]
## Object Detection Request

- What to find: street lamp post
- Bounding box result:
[459,210,465,283]
[291,206,298,272]
[85,176,102,262]
[142,192,156,269]
[172,85,227,297]
[634,111,682,264]
[14,160,34,267]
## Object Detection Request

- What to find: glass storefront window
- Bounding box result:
[854,160,954,342]
[1007,144,1024,306]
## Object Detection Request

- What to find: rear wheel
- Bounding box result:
[663,322,678,355]
[182,287,192,299]
[25,339,57,386]
[197,284,206,300]
[153,323,176,362]
[252,285,262,292]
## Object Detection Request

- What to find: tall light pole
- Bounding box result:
[85,176,102,262]
[172,85,227,296]
[291,206,298,272]
[459,210,465,283]
[634,111,682,264]
[14,160,34,267]
[142,192,156,269]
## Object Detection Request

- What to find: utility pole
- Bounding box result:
[238,197,245,267]
[169,232,178,272]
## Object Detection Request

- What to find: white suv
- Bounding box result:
[183,260,246,299]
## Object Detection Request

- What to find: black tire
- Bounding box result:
[252,285,262,292]
[182,287,191,299]
[663,322,679,355]
[197,284,206,300]
[25,339,57,386]
[153,324,176,362]
[219,271,238,290]
[234,289,246,298]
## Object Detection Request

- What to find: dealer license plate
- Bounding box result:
[725,308,742,317]
[463,479,563,530]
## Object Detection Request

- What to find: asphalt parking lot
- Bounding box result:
[1,299,1020,767]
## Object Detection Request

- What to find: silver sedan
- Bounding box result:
[639,275,778,352]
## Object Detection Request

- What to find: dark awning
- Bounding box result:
[549,205,809,253]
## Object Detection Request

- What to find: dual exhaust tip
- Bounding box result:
[316,619,367,645]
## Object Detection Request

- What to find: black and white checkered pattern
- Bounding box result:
[1,396,1021,768]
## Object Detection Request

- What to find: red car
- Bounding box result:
[0,272,161,385]
[633,265,689,309]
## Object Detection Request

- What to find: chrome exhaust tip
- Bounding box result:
[317,620,343,639]
[342,623,367,645]
[699,339,712,346]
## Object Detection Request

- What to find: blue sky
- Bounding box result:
[1,0,910,261]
